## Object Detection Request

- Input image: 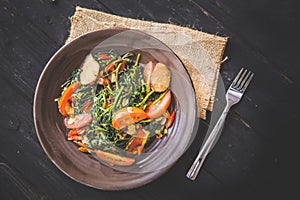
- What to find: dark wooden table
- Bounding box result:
[1,0,299,199]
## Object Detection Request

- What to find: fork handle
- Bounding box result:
[186,105,230,180]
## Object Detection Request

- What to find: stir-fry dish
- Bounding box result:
[56,49,176,166]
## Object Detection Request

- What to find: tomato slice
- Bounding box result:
[165,111,176,128]
[112,107,149,130]
[126,129,149,155]
[105,63,115,73]
[64,113,93,129]
[67,129,78,140]
[146,90,172,118]
[97,53,111,60]
[58,82,80,116]
[94,150,135,166]
[67,129,85,140]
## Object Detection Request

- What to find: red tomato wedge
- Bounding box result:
[64,113,93,129]
[146,90,171,118]
[112,107,149,130]
[165,111,176,128]
[94,150,135,166]
[67,129,85,140]
[105,62,115,73]
[126,129,149,155]
[97,53,111,60]
[67,129,78,140]
[58,82,80,116]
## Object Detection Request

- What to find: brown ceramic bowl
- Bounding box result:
[33,29,197,190]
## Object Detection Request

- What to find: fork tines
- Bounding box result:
[231,68,254,91]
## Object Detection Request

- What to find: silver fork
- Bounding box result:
[186,68,254,180]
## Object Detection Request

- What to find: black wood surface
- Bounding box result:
[1,0,299,199]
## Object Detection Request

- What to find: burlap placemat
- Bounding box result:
[66,7,228,119]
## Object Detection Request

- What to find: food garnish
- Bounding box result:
[56,50,175,166]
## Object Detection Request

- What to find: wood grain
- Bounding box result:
[1,0,299,199]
